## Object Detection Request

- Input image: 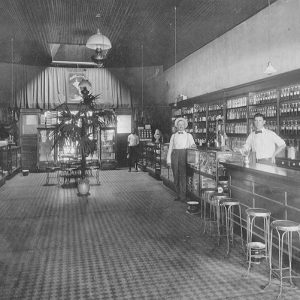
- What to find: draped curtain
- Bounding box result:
[12,65,132,109]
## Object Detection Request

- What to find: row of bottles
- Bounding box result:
[208,103,224,111]
[280,102,300,117]
[194,104,206,113]
[227,107,247,120]
[226,137,247,149]
[194,124,206,133]
[280,85,300,101]
[225,123,247,134]
[226,96,247,108]
[181,106,193,115]
[248,105,277,118]
[249,89,277,105]
[280,120,300,136]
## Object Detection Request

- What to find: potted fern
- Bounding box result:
[51,87,116,195]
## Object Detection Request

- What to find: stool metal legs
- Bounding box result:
[223,202,243,255]
[246,210,270,275]
[268,224,300,299]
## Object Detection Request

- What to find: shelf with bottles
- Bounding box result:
[280,120,300,137]
[248,104,277,119]
[249,89,278,105]
[280,84,300,102]
[193,103,207,120]
[226,95,248,126]
[225,122,247,135]
[193,104,207,145]
[207,102,224,120]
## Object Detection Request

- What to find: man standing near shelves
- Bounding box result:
[127,128,140,172]
[167,118,196,202]
[241,113,286,165]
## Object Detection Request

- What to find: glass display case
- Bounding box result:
[186,149,241,195]
[37,127,56,171]
[0,144,21,179]
[100,128,116,160]
[99,128,117,170]
[145,142,161,178]
[160,143,174,188]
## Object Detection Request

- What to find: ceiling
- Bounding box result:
[0,0,277,69]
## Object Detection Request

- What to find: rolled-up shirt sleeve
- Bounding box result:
[187,133,196,148]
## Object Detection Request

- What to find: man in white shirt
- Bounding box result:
[167,118,196,202]
[127,129,140,172]
[243,113,286,165]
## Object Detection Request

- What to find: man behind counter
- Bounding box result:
[242,113,286,165]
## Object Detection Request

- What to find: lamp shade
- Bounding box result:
[86,29,111,50]
[264,61,277,75]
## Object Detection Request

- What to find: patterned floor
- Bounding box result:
[0,170,299,300]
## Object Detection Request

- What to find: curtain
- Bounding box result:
[12,65,132,109]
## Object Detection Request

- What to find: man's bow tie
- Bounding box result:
[255,130,262,134]
[178,131,184,134]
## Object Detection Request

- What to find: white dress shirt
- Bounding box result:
[128,134,139,146]
[244,128,285,160]
[167,131,196,164]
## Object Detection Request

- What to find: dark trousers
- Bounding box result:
[171,149,187,201]
[128,145,139,170]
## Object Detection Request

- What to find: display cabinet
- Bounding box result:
[186,149,241,196]
[37,127,56,171]
[100,128,117,169]
[0,144,21,178]
[145,142,161,179]
[160,143,174,189]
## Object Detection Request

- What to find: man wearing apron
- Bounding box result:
[167,118,196,202]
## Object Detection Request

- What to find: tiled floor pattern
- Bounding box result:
[0,170,299,299]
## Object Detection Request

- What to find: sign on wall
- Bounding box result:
[68,72,86,103]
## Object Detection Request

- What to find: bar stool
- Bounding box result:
[206,192,230,243]
[246,208,271,274]
[221,200,243,255]
[267,220,300,299]
[201,189,216,230]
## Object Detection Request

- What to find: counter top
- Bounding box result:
[221,161,300,185]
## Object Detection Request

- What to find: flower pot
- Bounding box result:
[77,179,90,196]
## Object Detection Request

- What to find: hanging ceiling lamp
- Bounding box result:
[86,14,112,66]
[86,29,112,51]
[263,0,276,75]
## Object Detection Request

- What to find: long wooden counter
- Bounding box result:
[221,161,300,266]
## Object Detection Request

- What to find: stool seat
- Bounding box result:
[246,208,271,217]
[267,219,300,298]
[210,194,230,206]
[246,208,271,275]
[271,220,300,232]
[247,241,265,250]
[222,200,240,206]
